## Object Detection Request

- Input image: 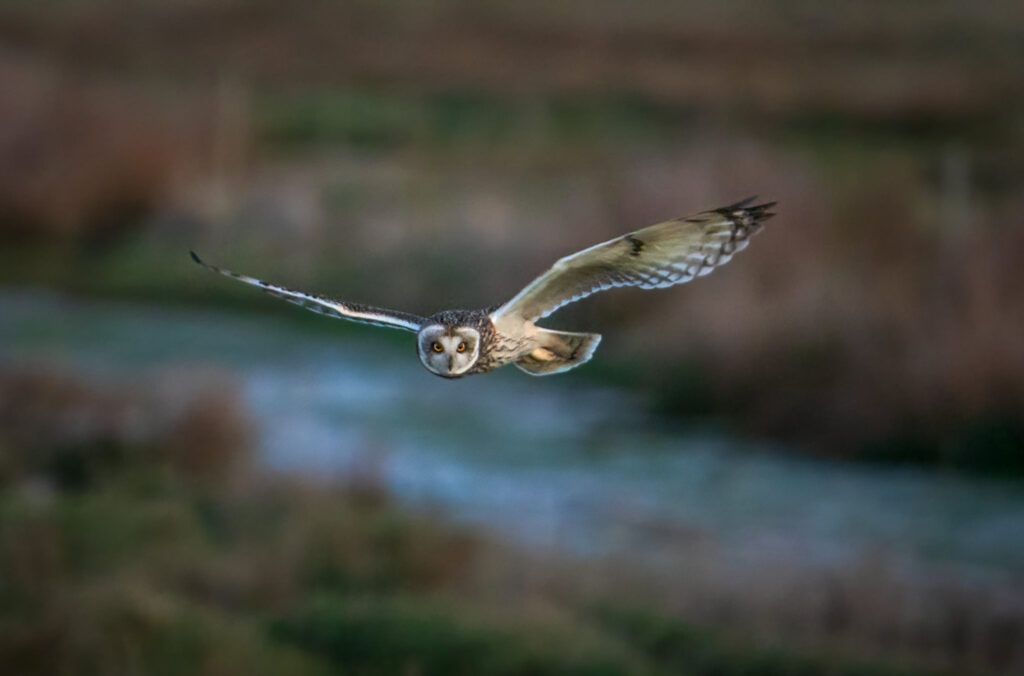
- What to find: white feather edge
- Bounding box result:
[191,252,423,332]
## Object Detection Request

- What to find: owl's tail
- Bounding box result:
[515,329,602,376]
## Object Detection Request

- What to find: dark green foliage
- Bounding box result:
[651,360,718,419]
[255,89,694,151]
[256,90,419,149]
[863,412,1024,477]
[590,604,946,676]
[272,595,639,676]
[862,432,941,467]
[943,413,1024,477]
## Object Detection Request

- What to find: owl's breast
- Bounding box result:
[472,321,535,374]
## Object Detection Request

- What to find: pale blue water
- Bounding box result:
[3,289,1023,580]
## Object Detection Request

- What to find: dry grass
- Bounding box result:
[654,154,1024,460]
[1,2,1021,671]
[1,362,1021,673]
[584,543,1024,674]
[0,52,212,240]
[1,0,1020,118]
[0,364,250,486]
[0,0,1021,465]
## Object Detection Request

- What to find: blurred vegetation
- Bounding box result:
[0,2,1022,473]
[1,3,1022,673]
[1,365,970,676]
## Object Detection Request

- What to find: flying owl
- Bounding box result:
[191,197,774,378]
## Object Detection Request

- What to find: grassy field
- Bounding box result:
[1,365,983,676]
[2,5,1023,674]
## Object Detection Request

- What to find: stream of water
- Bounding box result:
[3,289,1023,581]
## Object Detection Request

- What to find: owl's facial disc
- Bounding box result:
[417,325,481,378]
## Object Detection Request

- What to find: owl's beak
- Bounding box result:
[432,369,463,380]
[447,355,455,372]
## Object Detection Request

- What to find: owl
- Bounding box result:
[192,197,774,378]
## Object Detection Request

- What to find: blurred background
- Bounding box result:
[2,1,1024,674]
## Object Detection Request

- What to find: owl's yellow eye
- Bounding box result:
[432,342,444,353]
[457,341,467,353]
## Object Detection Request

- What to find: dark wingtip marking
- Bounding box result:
[189,250,203,265]
[624,234,645,257]
[717,197,777,221]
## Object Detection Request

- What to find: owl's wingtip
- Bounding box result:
[717,197,777,221]
[731,196,777,210]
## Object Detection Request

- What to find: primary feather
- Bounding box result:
[491,198,775,323]
[189,251,425,332]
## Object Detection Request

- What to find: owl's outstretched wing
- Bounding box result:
[490,198,775,324]
[190,252,426,333]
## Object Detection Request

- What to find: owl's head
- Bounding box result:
[417,324,481,378]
